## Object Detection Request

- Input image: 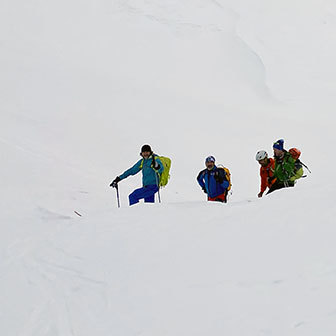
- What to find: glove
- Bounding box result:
[258,191,263,198]
[110,176,121,188]
[152,157,160,170]
[214,170,224,183]
[202,187,207,194]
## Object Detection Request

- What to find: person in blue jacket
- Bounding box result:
[197,156,230,203]
[110,144,164,206]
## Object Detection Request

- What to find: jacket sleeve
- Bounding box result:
[284,156,296,180]
[197,170,206,189]
[260,168,267,193]
[218,169,229,190]
[290,167,303,181]
[119,159,142,180]
[220,180,229,190]
[154,157,164,174]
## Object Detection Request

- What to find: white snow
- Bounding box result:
[1,0,336,335]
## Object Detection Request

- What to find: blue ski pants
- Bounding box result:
[129,185,159,206]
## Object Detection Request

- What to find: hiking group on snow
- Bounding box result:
[110,140,309,206]
[255,139,309,197]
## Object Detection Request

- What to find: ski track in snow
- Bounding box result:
[12,234,110,336]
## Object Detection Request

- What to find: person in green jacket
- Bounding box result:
[267,139,300,194]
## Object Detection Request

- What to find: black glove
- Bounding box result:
[202,187,207,194]
[214,170,224,183]
[152,157,160,170]
[110,176,121,188]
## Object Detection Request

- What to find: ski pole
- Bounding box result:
[115,184,120,208]
[155,172,161,203]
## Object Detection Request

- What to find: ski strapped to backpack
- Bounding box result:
[139,154,171,187]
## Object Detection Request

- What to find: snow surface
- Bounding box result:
[1,0,336,335]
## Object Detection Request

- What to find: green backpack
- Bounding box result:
[140,155,171,187]
[157,156,171,187]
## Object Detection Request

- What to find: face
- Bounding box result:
[273,148,283,158]
[258,158,268,166]
[206,161,215,170]
[141,151,151,159]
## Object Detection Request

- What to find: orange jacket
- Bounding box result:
[260,158,276,193]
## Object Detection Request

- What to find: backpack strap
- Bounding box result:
[139,155,159,171]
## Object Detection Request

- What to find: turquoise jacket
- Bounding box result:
[119,155,164,187]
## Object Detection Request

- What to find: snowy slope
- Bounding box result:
[2,190,336,336]
[1,0,336,335]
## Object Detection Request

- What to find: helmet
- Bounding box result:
[256,150,268,161]
[289,148,301,160]
[205,156,215,163]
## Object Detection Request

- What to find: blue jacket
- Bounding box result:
[119,155,164,187]
[197,166,229,198]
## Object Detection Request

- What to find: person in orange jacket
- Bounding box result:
[256,150,276,197]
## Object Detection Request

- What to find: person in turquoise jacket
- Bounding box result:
[110,144,164,206]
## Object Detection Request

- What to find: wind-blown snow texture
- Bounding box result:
[1,0,336,335]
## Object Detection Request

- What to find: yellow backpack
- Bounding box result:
[216,164,232,191]
[157,156,171,187]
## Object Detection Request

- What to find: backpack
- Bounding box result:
[214,165,232,191]
[140,155,171,187]
[289,148,311,176]
[157,156,171,187]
